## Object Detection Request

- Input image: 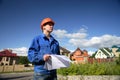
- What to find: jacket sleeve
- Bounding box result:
[56,42,60,55]
[27,37,44,64]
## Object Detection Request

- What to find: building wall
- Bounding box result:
[112,48,120,57]
[0,57,19,66]
[95,50,107,59]
[71,48,89,64]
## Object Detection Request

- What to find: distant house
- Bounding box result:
[60,46,70,57]
[70,48,89,64]
[0,49,19,65]
[94,48,114,59]
[112,45,120,57]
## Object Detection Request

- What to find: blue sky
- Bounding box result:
[0,0,120,53]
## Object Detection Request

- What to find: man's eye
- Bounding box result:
[49,24,52,26]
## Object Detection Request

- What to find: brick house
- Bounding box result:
[70,48,89,64]
[0,49,18,65]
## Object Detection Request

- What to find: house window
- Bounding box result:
[6,57,9,61]
[73,59,75,61]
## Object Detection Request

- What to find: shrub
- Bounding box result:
[57,62,120,75]
[116,54,120,65]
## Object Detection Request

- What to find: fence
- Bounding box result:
[88,58,113,64]
[0,65,33,73]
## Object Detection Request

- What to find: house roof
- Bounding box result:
[112,45,119,48]
[104,48,112,52]
[96,48,113,57]
[83,50,89,56]
[71,47,89,57]
[71,47,82,55]
[0,49,17,57]
[111,45,120,52]
[60,46,70,53]
[100,48,110,57]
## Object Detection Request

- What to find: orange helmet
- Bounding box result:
[40,17,55,30]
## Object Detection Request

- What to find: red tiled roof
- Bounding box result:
[0,49,17,57]
[71,48,89,57]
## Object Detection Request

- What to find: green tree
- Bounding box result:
[18,56,30,65]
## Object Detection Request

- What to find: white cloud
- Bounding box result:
[53,29,120,49]
[11,47,28,56]
[69,39,89,47]
[78,27,87,33]
[0,47,28,56]
[89,35,120,48]
[53,28,87,39]
[66,33,87,39]
[52,29,67,38]
[88,51,95,56]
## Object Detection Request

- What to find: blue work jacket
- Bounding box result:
[28,33,60,74]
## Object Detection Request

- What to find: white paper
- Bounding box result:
[44,55,71,70]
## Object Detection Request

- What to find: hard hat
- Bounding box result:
[40,18,55,30]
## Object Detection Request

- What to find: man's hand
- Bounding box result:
[43,54,50,61]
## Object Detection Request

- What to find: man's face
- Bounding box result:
[43,22,54,33]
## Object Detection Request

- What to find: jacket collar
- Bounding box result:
[41,33,55,42]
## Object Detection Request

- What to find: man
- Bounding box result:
[28,17,60,80]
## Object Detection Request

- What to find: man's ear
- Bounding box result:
[43,26,46,30]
